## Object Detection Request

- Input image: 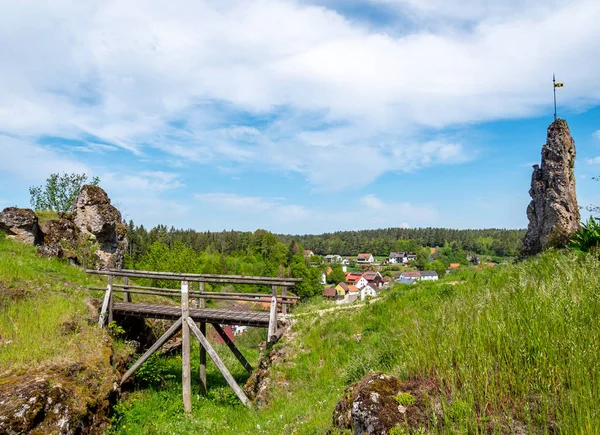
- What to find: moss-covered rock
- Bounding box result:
[332,372,442,434]
[0,207,41,245]
[0,346,118,434]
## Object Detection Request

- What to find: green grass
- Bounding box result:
[0,233,108,372]
[111,249,600,434]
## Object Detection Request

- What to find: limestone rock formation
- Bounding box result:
[521,119,580,257]
[38,218,80,259]
[0,207,41,245]
[72,185,128,270]
[332,372,441,434]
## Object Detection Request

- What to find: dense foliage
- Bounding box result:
[278,227,524,257]
[125,226,323,298]
[125,223,524,265]
[29,172,100,213]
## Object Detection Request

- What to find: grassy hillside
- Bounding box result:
[111,250,599,434]
[0,232,110,371]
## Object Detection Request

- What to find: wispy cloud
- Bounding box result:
[593,130,600,140]
[585,156,600,165]
[0,0,598,192]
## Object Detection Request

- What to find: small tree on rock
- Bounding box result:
[29,173,100,213]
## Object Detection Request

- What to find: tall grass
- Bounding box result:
[0,233,107,372]
[112,250,599,434]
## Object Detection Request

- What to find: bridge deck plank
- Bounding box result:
[112,302,270,327]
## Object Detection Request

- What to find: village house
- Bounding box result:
[333,282,359,304]
[341,257,350,265]
[360,283,378,300]
[356,253,374,264]
[345,272,368,289]
[400,271,421,281]
[320,267,333,285]
[324,287,345,303]
[388,252,406,264]
[449,263,460,270]
[363,271,384,288]
[335,282,350,296]
[304,250,314,257]
[324,254,343,264]
[420,270,439,281]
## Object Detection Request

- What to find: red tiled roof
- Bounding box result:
[326,267,333,275]
[323,287,337,297]
[346,273,363,283]
[357,253,372,260]
[402,271,421,278]
[449,263,460,269]
[348,285,359,293]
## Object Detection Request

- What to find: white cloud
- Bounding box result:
[0,136,90,182]
[585,157,600,165]
[194,193,283,211]
[102,171,185,193]
[593,130,600,140]
[0,0,598,191]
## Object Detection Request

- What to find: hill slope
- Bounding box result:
[0,234,123,434]
[112,250,599,434]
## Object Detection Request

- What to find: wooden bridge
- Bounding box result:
[88,269,301,412]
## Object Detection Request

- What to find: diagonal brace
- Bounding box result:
[211,323,253,374]
[187,317,252,407]
[120,317,183,385]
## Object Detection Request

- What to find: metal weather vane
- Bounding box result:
[553,73,564,121]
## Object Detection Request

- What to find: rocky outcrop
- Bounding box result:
[0,207,41,245]
[0,355,117,434]
[38,218,80,259]
[333,372,441,434]
[72,185,128,270]
[522,119,580,257]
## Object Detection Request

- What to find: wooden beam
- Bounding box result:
[187,317,252,407]
[268,287,278,343]
[89,287,298,303]
[199,322,207,394]
[111,284,300,300]
[181,280,191,414]
[120,317,182,385]
[123,276,131,303]
[212,323,253,374]
[87,269,299,287]
[99,268,302,282]
[282,286,287,315]
[98,275,113,327]
[199,281,206,309]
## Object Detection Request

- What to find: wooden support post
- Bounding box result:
[282,286,287,315]
[120,317,182,385]
[198,281,207,393]
[187,317,252,407]
[199,281,205,308]
[212,323,253,374]
[107,275,114,324]
[199,322,207,394]
[181,280,192,414]
[98,275,113,327]
[268,285,278,343]
[123,276,131,303]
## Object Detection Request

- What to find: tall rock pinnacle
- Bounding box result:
[521,119,580,257]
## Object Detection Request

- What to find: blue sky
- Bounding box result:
[0,0,599,234]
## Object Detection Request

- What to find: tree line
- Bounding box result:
[277,227,525,257]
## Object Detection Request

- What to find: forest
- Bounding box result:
[125,222,524,263]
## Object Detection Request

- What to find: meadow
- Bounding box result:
[110,249,600,434]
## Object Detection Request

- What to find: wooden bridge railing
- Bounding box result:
[87,268,301,412]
